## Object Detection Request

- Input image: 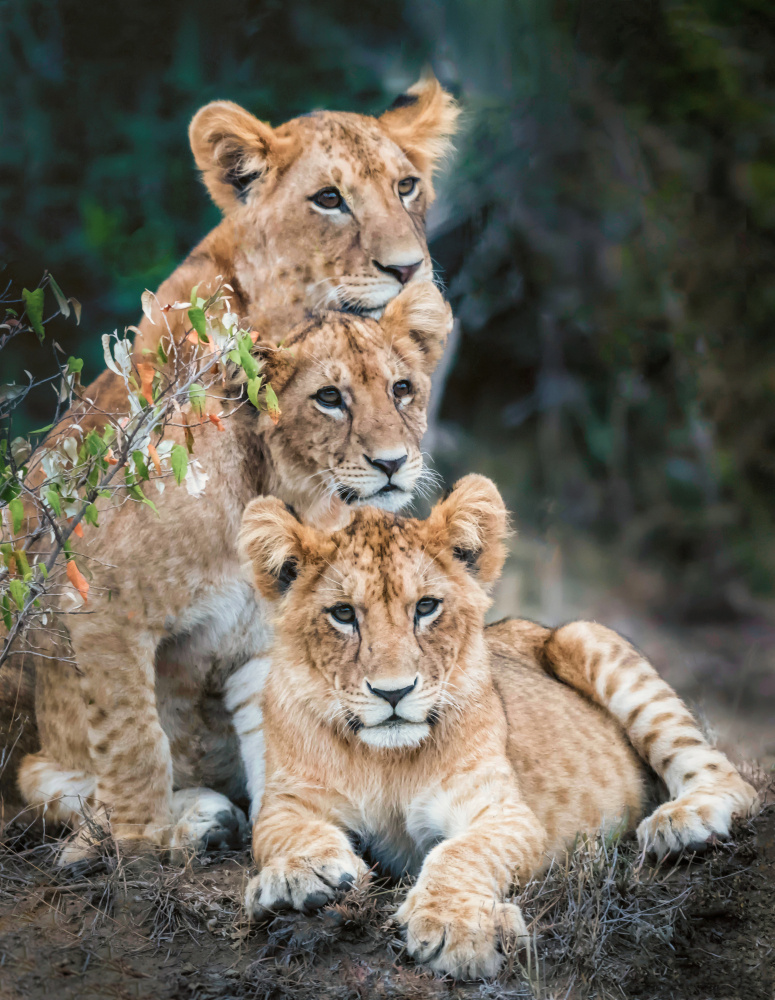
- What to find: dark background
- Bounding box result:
[2,0,774,757]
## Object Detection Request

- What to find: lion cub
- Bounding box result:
[238,476,758,979]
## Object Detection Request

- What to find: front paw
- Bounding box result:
[245,848,368,919]
[396,887,528,980]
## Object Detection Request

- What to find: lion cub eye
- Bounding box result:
[397,177,418,198]
[415,597,441,618]
[314,386,343,408]
[329,603,356,625]
[393,380,412,400]
[311,187,344,210]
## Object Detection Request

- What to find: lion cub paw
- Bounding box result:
[396,888,528,980]
[245,848,368,919]
[169,788,249,859]
[638,776,759,858]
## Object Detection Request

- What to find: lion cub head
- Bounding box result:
[239,475,509,750]
[249,281,452,521]
[189,75,458,320]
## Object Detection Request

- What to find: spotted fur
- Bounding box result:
[239,476,679,979]
[132,73,459,362]
[17,284,451,860]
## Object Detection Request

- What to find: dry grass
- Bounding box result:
[0,785,773,1000]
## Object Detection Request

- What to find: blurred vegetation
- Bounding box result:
[3,0,775,618]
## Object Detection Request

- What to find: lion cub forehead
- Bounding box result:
[321,517,441,594]
[279,111,409,176]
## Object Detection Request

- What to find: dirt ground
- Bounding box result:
[0,795,772,1000]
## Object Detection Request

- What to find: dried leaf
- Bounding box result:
[141,290,157,325]
[208,413,225,431]
[147,442,162,476]
[71,520,84,539]
[48,276,71,319]
[137,363,155,403]
[66,559,89,602]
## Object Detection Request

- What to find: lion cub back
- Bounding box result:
[487,620,649,859]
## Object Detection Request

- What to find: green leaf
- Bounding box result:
[157,341,168,365]
[38,562,48,580]
[9,496,24,535]
[132,451,150,481]
[29,423,53,435]
[238,335,259,380]
[190,283,200,306]
[5,308,17,318]
[247,376,263,409]
[49,276,71,319]
[67,356,84,374]
[189,382,206,415]
[141,496,159,515]
[188,307,208,342]
[22,288,45,341]
[9,578,28,610]
[84,502,99,527]
[15,549,32,581]
[46,487,62,517]
[1,595,12,630]
[171,444,188,486]
[228,349,241,364]
[265,382,281,422]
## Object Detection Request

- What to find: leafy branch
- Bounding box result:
[0,274,278,670]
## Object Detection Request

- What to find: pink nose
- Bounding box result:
[373,260,422,285]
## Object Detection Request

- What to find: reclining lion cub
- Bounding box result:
[239,475,758,979]
[18,282,452,860]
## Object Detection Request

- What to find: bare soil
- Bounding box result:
[0,799,772,1000]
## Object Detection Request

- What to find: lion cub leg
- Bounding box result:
[245,793,368,917]
[66,623,174,859]
[397,766,545,979]
[544,622,758,857]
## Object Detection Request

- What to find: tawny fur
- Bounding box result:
[16,283,452,859]
[239,476,758,980]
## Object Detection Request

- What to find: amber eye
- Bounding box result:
[398,177,418,197]
[330,603,356,625]
[393,380,412,400]
[416,597,441,618]
[315,386,343,408]
[312,187,343,210]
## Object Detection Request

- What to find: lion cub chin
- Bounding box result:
[237,475,758,980]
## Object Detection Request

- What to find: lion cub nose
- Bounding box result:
[373,260,422,285]
[365,454,407,479]
[367,677,418,709]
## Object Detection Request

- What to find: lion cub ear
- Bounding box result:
[428,475,511,587]
[189,101,296,213]
[378,74,460,196]
[380,281,453,373]
[238,497,318,600]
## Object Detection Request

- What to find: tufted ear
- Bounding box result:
[380,281,453,373]
[189,101,297,213]
[239,496,320,600]
[378,74,460,196]
[428,475,510,587]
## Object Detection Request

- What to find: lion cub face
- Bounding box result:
[240,475,509,750]
[256,282,453,519]
[189,76,459,319]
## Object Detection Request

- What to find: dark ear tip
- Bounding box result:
[387,93,420,111]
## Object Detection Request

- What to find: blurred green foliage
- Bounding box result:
[3,0,775,616]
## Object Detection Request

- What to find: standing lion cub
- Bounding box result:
[238,475,758,980]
